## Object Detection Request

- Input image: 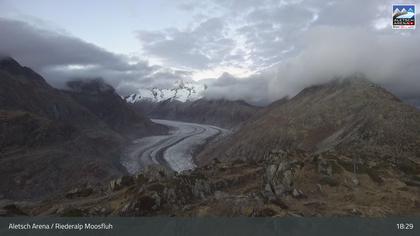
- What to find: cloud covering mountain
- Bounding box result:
[0,0,419,106]
[203,26,420,105]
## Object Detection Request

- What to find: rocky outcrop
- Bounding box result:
[262,150,306,206]
[109,176,135,191]
[117,169,214,216]
[142,165,175,182]
[263,150,295,197]
[0,201,27,216]
[15,152,420,217]
[65,187,94,199]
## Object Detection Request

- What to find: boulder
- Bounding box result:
[109,176,135,191]
[143,165,174,182]
[0,203,27,216]
[317,158,333,176]
[65,187,93,199]
[292,189,306,199]
[119,194,161,216]
[262,150,303,198]
[192,179,212,199]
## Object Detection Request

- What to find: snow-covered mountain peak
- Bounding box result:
[125,80,207,103]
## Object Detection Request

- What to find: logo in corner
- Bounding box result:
[393,4,416,29]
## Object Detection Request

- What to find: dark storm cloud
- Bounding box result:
[0,17,185,94]
[0,18,129,70]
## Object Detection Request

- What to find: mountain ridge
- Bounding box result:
[129,98,260,128]
[65,78,168,139]
[0,57,166,200]
[198,76,420,165]
[125,80,207,103]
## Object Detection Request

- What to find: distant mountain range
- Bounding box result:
[125,80,207,103]
[125,80,260,128]
[130,98,260,129]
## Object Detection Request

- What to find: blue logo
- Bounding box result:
[393,4,416,29]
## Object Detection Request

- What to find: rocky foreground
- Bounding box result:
[2,150,419,217]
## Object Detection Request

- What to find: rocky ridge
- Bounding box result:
[198,76,420,165]
[5,149,419,217]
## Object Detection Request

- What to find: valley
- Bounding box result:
[1,57,419,217]
[121,119,228,173]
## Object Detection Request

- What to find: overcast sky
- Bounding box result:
[0,0,419,106]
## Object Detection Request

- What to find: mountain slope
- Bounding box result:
[0,57,164,200]
[66,79,167,139]
[0,57,124,200]
[0,57,101,129]
[198,77,420,165]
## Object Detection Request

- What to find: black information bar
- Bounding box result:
[0,217,419,236]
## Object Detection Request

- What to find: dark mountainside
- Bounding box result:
[0,57,166,200]
[0,58,101,129]
[198,77,420,165]
[130,98,260,128]
[65,79,167,139]
[4,75,420,217]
